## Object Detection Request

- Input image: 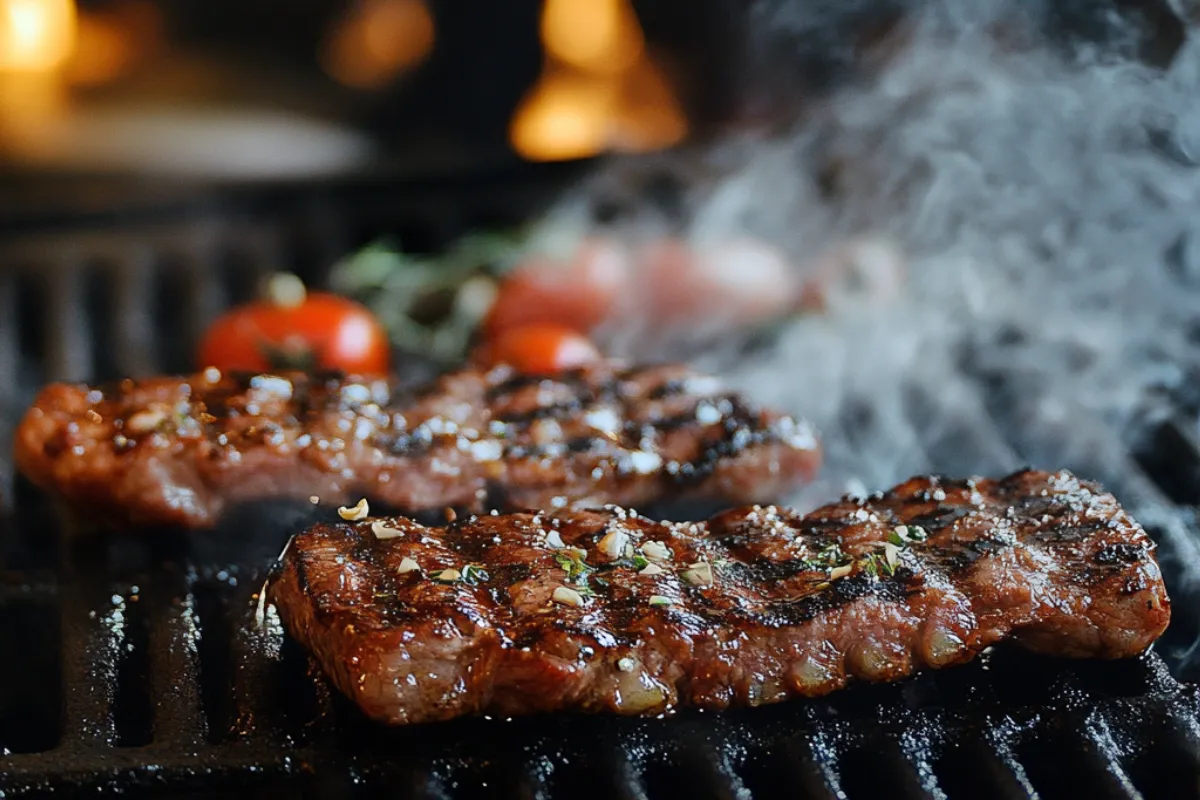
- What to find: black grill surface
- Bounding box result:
[3,189,1200,798]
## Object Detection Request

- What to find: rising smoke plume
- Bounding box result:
[550,0,1200,671]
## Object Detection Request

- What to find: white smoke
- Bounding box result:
[545,0,1200,667]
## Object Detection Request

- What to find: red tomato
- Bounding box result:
[482,237,629,338]
[476,324,602,375]
[197,273,390,374]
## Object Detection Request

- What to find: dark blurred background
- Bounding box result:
[1,0,1185,215]
[0,0,746,184]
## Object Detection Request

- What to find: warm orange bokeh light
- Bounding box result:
[510,69,620,162]
[540,0,642,76]
[0,0,76,73]
[322,0,435,90]
[512,0,688,162]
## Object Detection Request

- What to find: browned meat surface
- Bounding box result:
[269,469,1171,725]
[15,362,820,530]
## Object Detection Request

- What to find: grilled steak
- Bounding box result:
[15,362,820,529]
[269,469,1170,725]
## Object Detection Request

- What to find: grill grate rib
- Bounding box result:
[228,587,286,744]
[146,576,207,748]
[772,738,844,800]
[110,249,157,379]
[1068,719,1145,800]
[56,581,123,751]
[951,736,1039,800]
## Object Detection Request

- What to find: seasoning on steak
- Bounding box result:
[14,362,820,529]
[268,469,1170,725]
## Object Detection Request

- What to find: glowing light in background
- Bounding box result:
[511,0,687,162]
[0,0,76,72]
[0,0,74,165]
[510,69,619,163]
[322,0,435,90]
[540,0,642,76]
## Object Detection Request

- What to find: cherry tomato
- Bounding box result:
[482,237,629,339]
[197,273,390,374]
[475,323,602,375]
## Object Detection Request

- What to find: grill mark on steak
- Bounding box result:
[15,362,821,530]
[647,379,689,400]
[268,468,1171,725]
[761,573,916,627]
[1095,542,1148,565]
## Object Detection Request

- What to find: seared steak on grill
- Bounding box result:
[15,363,820,529]
[269,469,1170,725]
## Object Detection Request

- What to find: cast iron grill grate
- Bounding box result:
[3,184,1200,798]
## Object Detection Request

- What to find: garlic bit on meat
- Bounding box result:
[552,586,585,607]
[639,563,665,576]
[641,540,672,562]
[598,528,631,559]
[397,557,420,574]
[681,561,714,587]
[829,564,853,581]
[371,520,404,540]
[124,407,169,435]
[338,498,370,521]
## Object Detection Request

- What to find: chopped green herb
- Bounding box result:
[612,553,651,571]
[800,542,851,571]
[889,524,929,547]
[857,550,898,580]
[554,551,595,585]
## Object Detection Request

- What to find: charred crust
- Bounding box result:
[1094,542,1147,565]
[647,378,689,400]
[763,574,910,626]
